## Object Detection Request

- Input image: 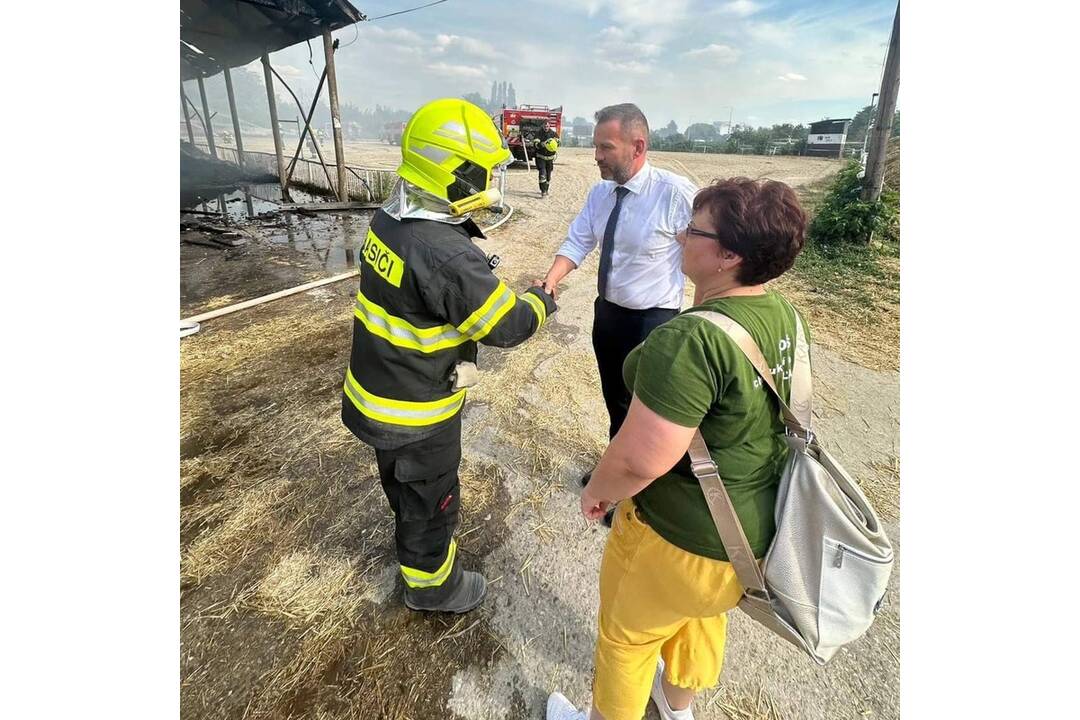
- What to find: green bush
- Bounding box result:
[807,162,898,245]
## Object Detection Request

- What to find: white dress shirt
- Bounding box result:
[557,161,698,310]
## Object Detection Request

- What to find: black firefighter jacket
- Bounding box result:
[342,209,557,449]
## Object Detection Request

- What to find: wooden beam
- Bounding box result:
[322,28,349,201]
[261,52,290,201]
[180,83,195,144]
[280,201,380,212]
[196,75,217,157]
[222,66,246,167]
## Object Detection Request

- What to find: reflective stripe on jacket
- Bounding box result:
[342,209,555,449]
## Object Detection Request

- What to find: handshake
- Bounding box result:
[530,278,560,299]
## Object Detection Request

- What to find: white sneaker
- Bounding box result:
[651,657,695,720]
[546,691,588,720]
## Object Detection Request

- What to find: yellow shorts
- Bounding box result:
[592,499,744,720]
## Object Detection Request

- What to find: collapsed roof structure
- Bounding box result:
[180,0,366,202]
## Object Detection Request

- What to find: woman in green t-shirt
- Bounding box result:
[548,178,809,720]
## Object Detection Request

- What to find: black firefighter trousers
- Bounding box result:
[373,415,462,587]
[536,156,555,193]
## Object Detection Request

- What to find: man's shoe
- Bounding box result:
[651,656,695,720]
[403,565,486,614]
[546,691,587,720]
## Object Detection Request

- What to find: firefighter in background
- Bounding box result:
[341,98,557,614]
[532,126,559,197]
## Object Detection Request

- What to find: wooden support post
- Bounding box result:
[180,82,195,144]
[196,75,216,157]
[222,66,246,167]
[862,2,900,203]
[261,53,289,199]
[322,28,349,201]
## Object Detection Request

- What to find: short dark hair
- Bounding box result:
[594,103,650,139]
[692,178,807,285]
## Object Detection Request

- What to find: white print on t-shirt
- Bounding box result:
[763,334,794,387]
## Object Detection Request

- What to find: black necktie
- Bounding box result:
[597,186,631,299]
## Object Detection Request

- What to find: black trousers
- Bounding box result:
[536,156,554,192]
[591,297,679,439]
[373,415,461,576]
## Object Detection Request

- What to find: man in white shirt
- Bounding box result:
[539,103,698,487]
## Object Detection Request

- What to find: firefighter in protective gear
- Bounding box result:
[341,98,557,614]
[531,127,559,197]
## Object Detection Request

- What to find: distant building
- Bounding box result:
[572,118,594,139]
[806,118,851,158]
[712,120,733,135]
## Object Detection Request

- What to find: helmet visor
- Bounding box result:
[448,159,490,202]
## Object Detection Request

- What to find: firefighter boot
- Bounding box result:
[403,560,487,614]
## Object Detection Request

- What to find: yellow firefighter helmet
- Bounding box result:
[543,137,559,154]
[398,98,511,203]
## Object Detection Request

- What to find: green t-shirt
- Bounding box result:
[623,291,809,561]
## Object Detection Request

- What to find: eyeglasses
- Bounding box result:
[685,222,723,241]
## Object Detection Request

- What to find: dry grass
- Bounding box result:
[767,174,901,372]
[252,551,363,623]
[771,268,899,373]
[702,682,790,720]
[182,479,296,585]
[862,454,901,523]
[199,294,242,311]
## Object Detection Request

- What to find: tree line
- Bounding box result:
[647,105,899,156]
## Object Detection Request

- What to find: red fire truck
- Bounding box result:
[493,105,563,162]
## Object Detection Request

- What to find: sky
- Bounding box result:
[240,0,897,131]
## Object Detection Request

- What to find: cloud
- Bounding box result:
[361,25,423,45]
[718,0,762,17]
[426,62,494,80]
[273,64,305,79]
[598,26,662,58]
[777,72,807,82]
[746,21,795,45]
[682,44,741,64]
[598,59,654,74]
[561,0,692,30]
[433,34,500,60]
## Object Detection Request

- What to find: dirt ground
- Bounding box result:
[180,147,899,720]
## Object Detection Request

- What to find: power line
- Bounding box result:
[337,0,449,50]
[368,0,450,22]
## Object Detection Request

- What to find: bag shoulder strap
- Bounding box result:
[685,301,813,597]
[688,430,767,594]
[687,308,813,438]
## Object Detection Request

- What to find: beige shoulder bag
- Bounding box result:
[686,307,893,665]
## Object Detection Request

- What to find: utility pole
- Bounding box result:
[862,2,899,202]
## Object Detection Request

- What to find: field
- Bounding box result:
[180,146,900,719]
